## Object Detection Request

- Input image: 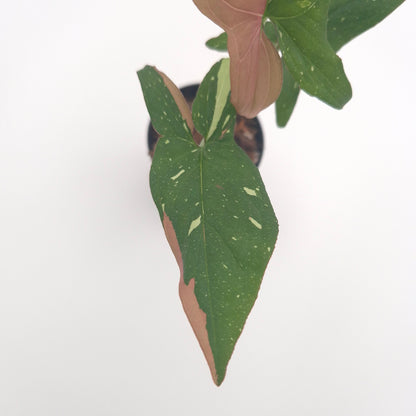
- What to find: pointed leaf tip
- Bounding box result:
[162,213,219,385]
[138,65,195,141]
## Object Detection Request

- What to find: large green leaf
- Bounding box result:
[266,0,352,109]
[138,60,278,386]
[273,0,405,127]
[328,0,406,52]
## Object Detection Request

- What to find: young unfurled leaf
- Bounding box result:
[193,0,283,118]
[138,60,278,386]
[206,32,228,52]
[266,0,352,110]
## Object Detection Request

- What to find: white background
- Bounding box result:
[1,1,415,415]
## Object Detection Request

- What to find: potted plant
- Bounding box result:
[137,0,405,386]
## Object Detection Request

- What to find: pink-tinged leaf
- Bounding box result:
[162,213,218,385]
[139,63,278,386]
[156,69,194,132]
[193,0,283,118]
[155,68,204,144]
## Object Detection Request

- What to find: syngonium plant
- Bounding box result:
[138,0,405,386]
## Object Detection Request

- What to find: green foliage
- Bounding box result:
[206,32,228,52]
[275,62,301,127]
[138,0,404,386]
[263,20,279,47]
[205,0,405,127]
[327,0,406,52]
[272,0,405,126]
[266,0,352,110]
[138,60,278,385]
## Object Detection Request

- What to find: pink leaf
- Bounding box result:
[194,0,283,118]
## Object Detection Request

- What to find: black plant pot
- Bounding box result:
[147,84,264,166]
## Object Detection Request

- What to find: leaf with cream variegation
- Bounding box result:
[138,60,278,385]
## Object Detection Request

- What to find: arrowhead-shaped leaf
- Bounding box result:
[138,60,278,385]
[193,0,283,118]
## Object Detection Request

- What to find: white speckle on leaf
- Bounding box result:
[170,169,185,181]
[311,66,315,72]
[207,60,231,138]
[243,187,257,196]
[188,215,201,236]
[165,139,170,144]
[223,264,228,270]
[249,217,262,229]
[222,114,230,128]
[232,236,237,241]
[299,0,311,8]
[267,247,271,252]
